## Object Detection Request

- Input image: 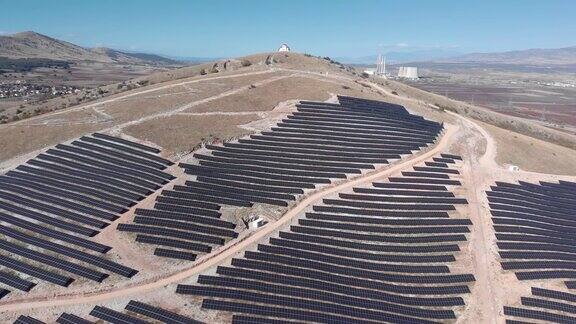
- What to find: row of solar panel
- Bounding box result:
[14,300,202,323]
[0,133,177,291]
[490,180,576,287]
[504,287,576,323]
[180,149,472,322]
[180,285,451,322]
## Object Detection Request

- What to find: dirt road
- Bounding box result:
[0,124,458,313]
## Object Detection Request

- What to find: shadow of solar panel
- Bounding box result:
[312,205,450,218]
[224,140,406,159]
[433,157,455,164]
[290,225,467,243]
[0,270,35,291]
[372,182,448,191]
[353,187,455,197]
[14,316,45,324]
[71,141,166,170]
[0,208,100,242]
[232,315,294,324]
[199,159,346,180]
[414,166,459,174]
[268,237,455,265]
[14,165,143,201]
[504,306,576,323]
[154,248,196,261]
[338,193,468,204]
[298,218,469,234]
[89,306,148,324]
[159,191,252,208]
[125,300,202,324]
[56,313,93,324]
[0,255,73,287]
[183,286,442,323]
[516,271,576,280]
[135,209,233,228]
[304,212,471,226]
[6,170,135,207]
[54,144,173,180]
[0,181,119,222]
[27,159,152,195]
[117,224,224,245]
[80,136,171,166]
[92,133,160,153]
[184,168,316,189]
[215,266,464,307]
[0,225,137,278]
[135,235,212,253]
[180,181,295,201]
[0,239,108,282]
[278,231,460,253]
[194,177,304,195]
[401,171,451,179]
[156,194,222,210]
[153,203,222,218]
[245,249,457,281]
[502,261,576,270]
[389,177,461,186]
[425,161,448,168]
[208,143,389,164]
[36,153,160,190]
[0,191,109,228]
[133,216,237,238]
[322,198,456,211]
[239,136,414,155]
[532,287,576,303]
[0,176,127,213]
[522,296,576,314]
[212,148,374,170]
[0,289,9,300]
[183,162,330,185]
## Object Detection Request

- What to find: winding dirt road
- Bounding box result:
[0,124,458,313]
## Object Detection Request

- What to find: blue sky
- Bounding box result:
[1,0,574,58]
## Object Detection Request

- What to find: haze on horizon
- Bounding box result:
[1,0,575,59]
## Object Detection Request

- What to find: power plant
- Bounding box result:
[398,66,419,79]
[375,54,386,77]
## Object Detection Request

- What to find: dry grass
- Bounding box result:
[124,114,260,156]
[189,76,385,113]
[481,121,576,175]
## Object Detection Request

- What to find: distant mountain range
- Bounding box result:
[336,49,463,65]
[0,31,180,65]
[440,46,576,65]
[340,45,576,66]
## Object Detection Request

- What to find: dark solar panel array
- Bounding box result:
[13,316,45,324]
[176,153,474,322]
[50,301,202,324]
[504,287,576,323]
[488,179,576,288]
[119,97,443,261]
[0,133,171,297]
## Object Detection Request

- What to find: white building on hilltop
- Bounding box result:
[278,44,291,52]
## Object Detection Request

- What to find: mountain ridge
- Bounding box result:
[0,31,180,65]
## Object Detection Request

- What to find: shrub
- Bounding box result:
[241,59,252,67]
[200,68,207,75]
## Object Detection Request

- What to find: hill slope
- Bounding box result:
[0,31,178,65]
